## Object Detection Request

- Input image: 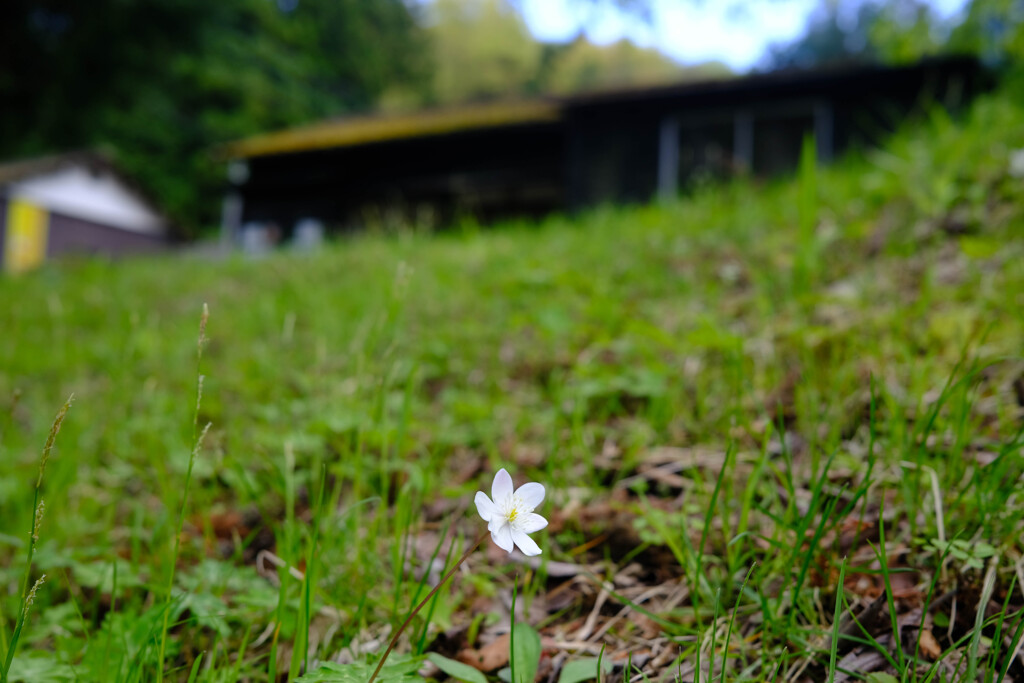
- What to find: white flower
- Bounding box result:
[474,468,548,556]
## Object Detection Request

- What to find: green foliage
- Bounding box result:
[764,0,890,69]
[865,674,900,683]
[557,657,613,683]
[949,0,1024,64]
[868,1,944,64]
[542,37,730,95]
[427,0,542,104]
[0,84,1023,680]
[499,623,541,683]
[926,539,998,571]
[795,133,819,297]
[427,653,488,683]
[381,0,729,110]
[764,0,962,69]
[5,653,74,683]
[0,0,428,234]
[295,655,425,683]
[768,0,1024,70]
[1,397,70,683]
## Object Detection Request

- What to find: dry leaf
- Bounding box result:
[918,628,941,660]
[457,633,510,672]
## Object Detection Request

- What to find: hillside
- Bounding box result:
[0,88,1022,682]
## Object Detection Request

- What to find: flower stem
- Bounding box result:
[509,574,517,683]
[367,530,489,683]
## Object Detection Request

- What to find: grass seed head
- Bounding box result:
[198,302,209,352]
[32,499,45,542]
[38,395,73,488]
[23,574,46,619]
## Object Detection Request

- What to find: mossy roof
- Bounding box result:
[225,99,562,159]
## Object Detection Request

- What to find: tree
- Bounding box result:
[868,0,944,64]
[762,0,883,70]
[949,0,1024,64]
[425,0,544,104]
[0,0,428,234]
[761,0,954,70]
[543,36,730,94]
[379,0,731,109]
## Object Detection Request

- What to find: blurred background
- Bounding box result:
[0,0,1019,241]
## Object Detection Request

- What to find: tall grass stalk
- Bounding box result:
[414,523,456,654]
[366,530,489,683]
[966,555,999,681]
[269,441,297,681]
[875,504,906,674]
[826,558,847,682]
[288,463,328,679]
[997,603,1024,682]
[695,442,734,627]
[0,394,71,683]
[707,587,721,683]
[156,304,211,682]
[720,564,755,682]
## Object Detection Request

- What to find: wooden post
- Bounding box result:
[657,116,679,201]
[734,109,754,174]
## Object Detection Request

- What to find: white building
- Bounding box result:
[0,152,171,273]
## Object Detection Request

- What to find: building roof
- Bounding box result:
[0,150,152,197]
[0,151,171,235]
[564,55,981,110]
[224,99,562,159]
[224,55,983,160]
[0,151,106,186]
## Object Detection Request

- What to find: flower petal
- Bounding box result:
[491,468,513,503]
[474,491,498,522]
[515,482,545,509]
[491,522,514,553]
[511,528,542,556]
[518,513,548,534]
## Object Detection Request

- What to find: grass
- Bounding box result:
[1,85,1023,682]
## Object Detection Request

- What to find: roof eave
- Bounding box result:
[223,100,563,159]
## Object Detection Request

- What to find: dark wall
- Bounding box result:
[564,107,661,209]
[241,121,565,233]
[47,211,168,257]
[563,56,987,205]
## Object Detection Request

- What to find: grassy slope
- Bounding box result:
[0,90,1022,681]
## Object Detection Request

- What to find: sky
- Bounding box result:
[518,0,973,71]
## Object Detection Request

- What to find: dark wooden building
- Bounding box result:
[223,56,986,244]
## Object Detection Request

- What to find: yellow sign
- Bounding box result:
[4,199,49,273]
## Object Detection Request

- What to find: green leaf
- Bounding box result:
[865,674,899,683]
[511,623,541,683]
[185,656,204,683]
[6,652,76,682]
[557,658,613,683]
[973,542,997,558]
[959,236,999,259]
[0,532,24,548]
[294,655,425,683]
[68,558,143,592]
[427,653,488,683]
